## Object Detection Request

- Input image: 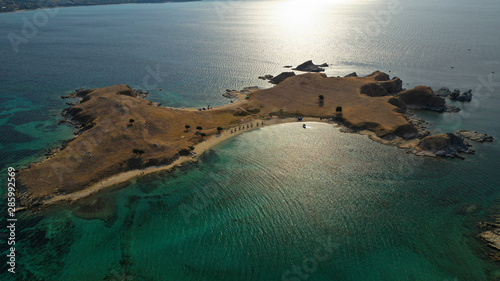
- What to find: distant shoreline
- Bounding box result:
[0,0,200,14]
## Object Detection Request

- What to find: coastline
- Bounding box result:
[17,71,488,211]
[26,116,328,210]
[27,115,430,210]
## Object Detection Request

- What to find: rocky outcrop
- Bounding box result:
[407,116,431,138]
[222,89,238,99]
[453,89,473,101]
[445,105,461,112]
[118,89,149,98]
[269,72,296,84]
[360,83,388,97]
[63,86,148,100]
[344,72,358,78]
[396,86,447,112]
[449,89,460,99]
[379,77,403,94]
[366,71,390,81]
[61,107,83,119]
[416,133,473,158]
[388,97,407,113]
[61,88,92,99]
[393,124,418,139]
[434,87,473,101]
[435,87,451,97]
[258,74,274,80]
[359,73,402,96]
[455,130,494,142]
[292,60,326,72]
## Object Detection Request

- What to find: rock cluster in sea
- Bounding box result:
[416,133,474,159]
[412,129,494,158]
[435,87,473,101]
[292,60,327,72]
[222,89,239,99]
[395,86,462,113]
[444,105,461,112]
[258,74,274,80]
[222,87,260,99]
[455,130,494,142]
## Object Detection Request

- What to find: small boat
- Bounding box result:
[302,124,306,129]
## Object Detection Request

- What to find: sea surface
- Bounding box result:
[1,0,500,280]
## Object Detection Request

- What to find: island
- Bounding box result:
[16,71,493,209]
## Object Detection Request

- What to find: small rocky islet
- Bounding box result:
[435,87,474,102]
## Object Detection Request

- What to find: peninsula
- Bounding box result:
[16,71,487,209]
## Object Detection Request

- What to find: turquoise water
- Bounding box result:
[1,0,500,280]
[6,123,500,280]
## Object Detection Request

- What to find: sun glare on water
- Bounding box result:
[276,0,352,22]
[269,0,353,34]
[286,0,350,4]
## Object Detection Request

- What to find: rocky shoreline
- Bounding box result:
[14,67,498,268]
[263,64,493,159]
[455,130,495,143]
[62,70,494,163]
[435,87,473,102]
[17,70,496,213]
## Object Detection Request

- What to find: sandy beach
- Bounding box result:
[38,116,327,207]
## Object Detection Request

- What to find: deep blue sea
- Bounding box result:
[1,0,500,280]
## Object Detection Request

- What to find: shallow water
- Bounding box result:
[5,123,500,280]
